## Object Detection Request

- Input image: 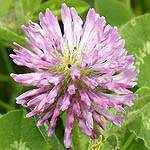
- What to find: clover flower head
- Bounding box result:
[10,3,139,148]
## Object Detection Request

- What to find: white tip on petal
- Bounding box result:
[70,67,80,81]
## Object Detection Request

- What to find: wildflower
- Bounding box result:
[10,3,139,148]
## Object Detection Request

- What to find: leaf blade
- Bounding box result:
[0,110,50,150]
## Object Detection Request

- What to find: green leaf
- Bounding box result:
[117,129,149,150]
[72,118,89,150]
[135,87,150,97]
[0,75,13,82]
[35,117,66,150]
[94,0,134,26]
[0,110,50,150]
[32,0,90,20]
[0,100,14,111]
[126,138,149,150]
[0,0,16,18]
[0,27,26,47]
[124,87,150,149]
[120,14,150,87]
[0,0,27,36]
[0,44,14,73]
[21,0,42,15]
[100,87,150,149]
[102,135,118,150]
[127,111,150,149]
[83,0,94,7]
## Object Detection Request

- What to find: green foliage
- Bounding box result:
[35,116,66,150]
[120,14,150,87]
[0,0,16,18]
[102,135,118,150]
[21,0,42,15]
[94,0,134,26]
[101,87,150,150]
[0,110,50,150]
[0,27,26,46]
[125,87,150,149]
[72,119,89,150]
[33,0,90,20]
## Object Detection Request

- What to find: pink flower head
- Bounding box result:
[10,4,139,148]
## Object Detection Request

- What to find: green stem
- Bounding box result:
[121,133,136,150]
[0,44,14,74]
[0,100,15,110]
[9,83,24,106]
[126,0,131,10]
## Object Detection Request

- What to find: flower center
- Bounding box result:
[50,43,92,79]
[53,44,82,74]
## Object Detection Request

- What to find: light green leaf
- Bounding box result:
[124,87,150,149]
[135,86,150,97]
[35,117,66,150]
[120,14,150,87]
[0,110,50,150]
[94,0,134,26]
[0,0,26,36]
[102,135,118,150]
[21,0,42,15]
[0,0,16,18]
[0,1,26,46]
[100,87,150,149]
[127,110,150,149]
[117,129,149,150]
[72,118,89,150]
[0,27,26,47]
[32,0,90,20]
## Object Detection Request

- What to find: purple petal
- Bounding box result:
[61,93,71,111]
[64,105,74,148]
[48,96,63,136]
[78,86,91,106]
[70,67,80,81]
[67,81,76,95]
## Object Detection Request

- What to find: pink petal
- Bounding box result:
[70,67,80,81]
[64,105,74,148]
